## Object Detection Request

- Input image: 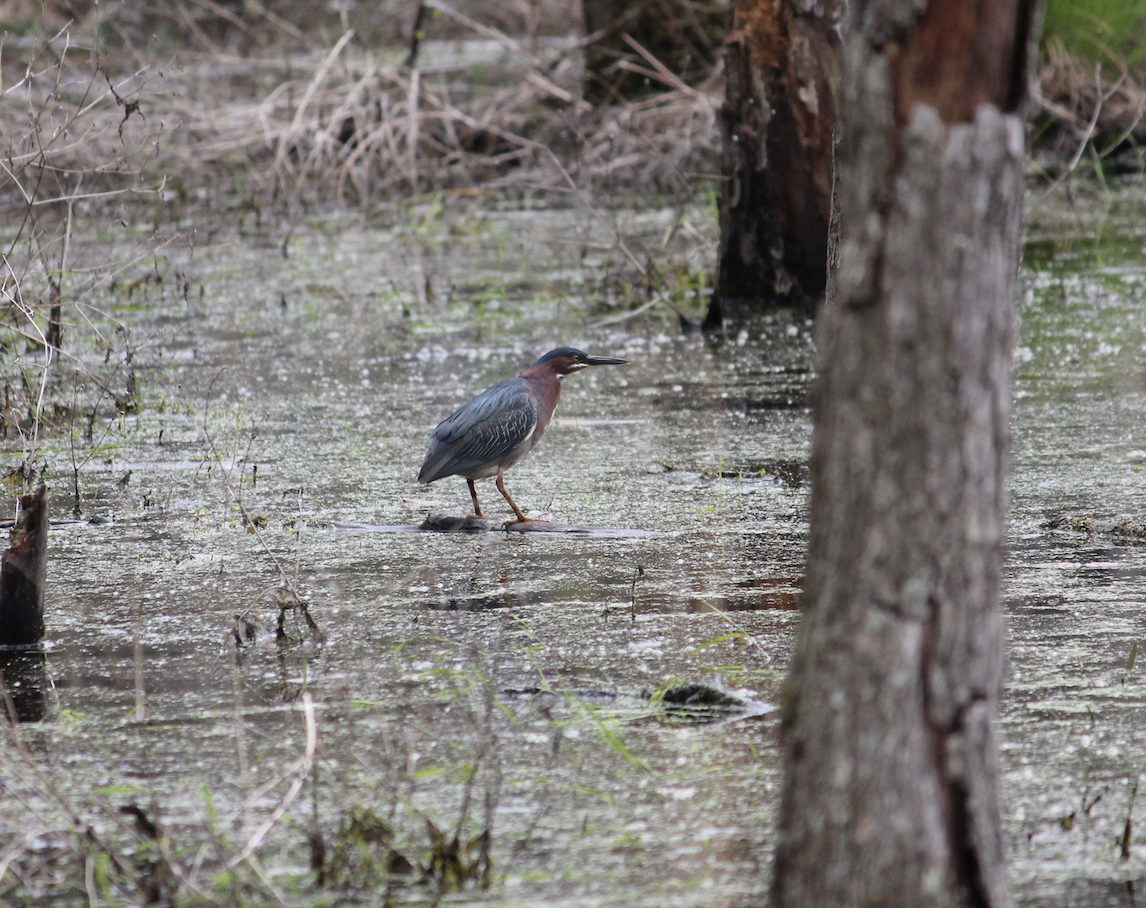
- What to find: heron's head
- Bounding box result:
[531,347,630,376]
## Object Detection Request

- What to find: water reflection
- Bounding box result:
[0,648,48,722]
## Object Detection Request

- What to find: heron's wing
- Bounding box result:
[418,378,539,483]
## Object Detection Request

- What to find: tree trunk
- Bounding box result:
[0,484,49,647]
[773,1,1041,906]
[707,0,842,326]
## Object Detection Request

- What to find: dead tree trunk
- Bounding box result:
[773,1,1041,906]
[0,484,49,646]
[0,485,49,721]
[707,0,842,325]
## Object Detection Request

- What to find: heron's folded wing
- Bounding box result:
[419,379,539,482]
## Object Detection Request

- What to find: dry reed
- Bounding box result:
[0,14,721,215]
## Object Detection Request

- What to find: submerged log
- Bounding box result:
[418,512,653,536]
[420,512,503,533]
[420,511,594,534]
[0,485,49,646]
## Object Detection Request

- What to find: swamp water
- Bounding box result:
[1,177,1145,906]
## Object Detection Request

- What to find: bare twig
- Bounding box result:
[227,693,318,868]
[1065,64,1124,174]
[271,29,356,181]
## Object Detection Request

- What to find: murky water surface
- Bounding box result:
[1005,176,1146,907]
[2,176,1146,906]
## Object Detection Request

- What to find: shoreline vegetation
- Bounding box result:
[0,0,1141,223]
[0,1,720,221]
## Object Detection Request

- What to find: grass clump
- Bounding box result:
[1043,0,1146,67]
[1034,0,1146,175]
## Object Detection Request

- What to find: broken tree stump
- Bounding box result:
[0,484,49,646]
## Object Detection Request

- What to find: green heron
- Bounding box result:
[418,347,630,524]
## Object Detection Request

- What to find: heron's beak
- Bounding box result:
[584,355,630,366]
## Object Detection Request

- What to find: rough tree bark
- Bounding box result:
[0,485,49,722]
[707,0,842,326]
[0,484,48,647]
[773,1,1041,906]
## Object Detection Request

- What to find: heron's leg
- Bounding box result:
[466,479,485,518]
[495,468,530,524]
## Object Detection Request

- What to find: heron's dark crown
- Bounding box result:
[525,348,630,377]
[532,347,588,367]
[526,348,591,377]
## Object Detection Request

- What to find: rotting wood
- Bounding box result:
[772,0,1041,904]
[709,0,843,324]
[0,484,49,647]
